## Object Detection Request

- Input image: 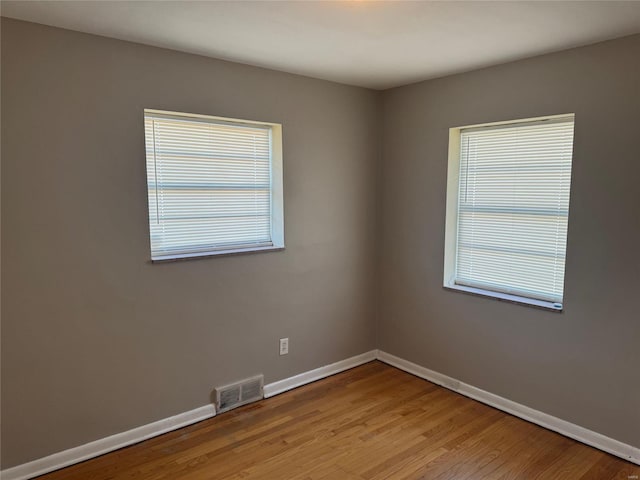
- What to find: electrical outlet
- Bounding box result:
[279,337,289,355]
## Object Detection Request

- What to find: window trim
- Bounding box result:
[150,246,285,264]
[443,113,574,312]
[144,109,285,262]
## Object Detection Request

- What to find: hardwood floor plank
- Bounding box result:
[36,361,639,480]
[532,443,605,480]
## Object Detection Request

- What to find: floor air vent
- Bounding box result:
[215,375,264,413]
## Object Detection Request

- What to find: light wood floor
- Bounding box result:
[39,361,639,479]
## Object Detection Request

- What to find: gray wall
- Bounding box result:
[1,18,379,468]
[379,34,640,448]
[2,16,639,471]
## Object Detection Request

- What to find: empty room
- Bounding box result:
[1,1,639,479]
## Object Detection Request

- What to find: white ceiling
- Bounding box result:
[2,1,640,90]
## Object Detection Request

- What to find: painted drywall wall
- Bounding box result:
[3,15,639,471]
[379,34,640,448]
[0,18,379,468]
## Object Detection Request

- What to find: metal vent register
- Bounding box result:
[214,375,264,413]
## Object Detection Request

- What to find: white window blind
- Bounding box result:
[144,111,276,260]
[454,117,575,305]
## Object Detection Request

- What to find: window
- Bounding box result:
[443,115,575,310]
[144,110,284,261]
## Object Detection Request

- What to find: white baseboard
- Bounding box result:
[1,349,378,480]
[4,347,637,479]
[377,350,640,466]
[0,405,216,480]
[263,350,378,398]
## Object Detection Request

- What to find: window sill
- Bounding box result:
[443,284,563,313]
[151,245,285,263]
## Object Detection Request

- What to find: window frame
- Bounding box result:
[443,114,575,312]
[143,109,285,262]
